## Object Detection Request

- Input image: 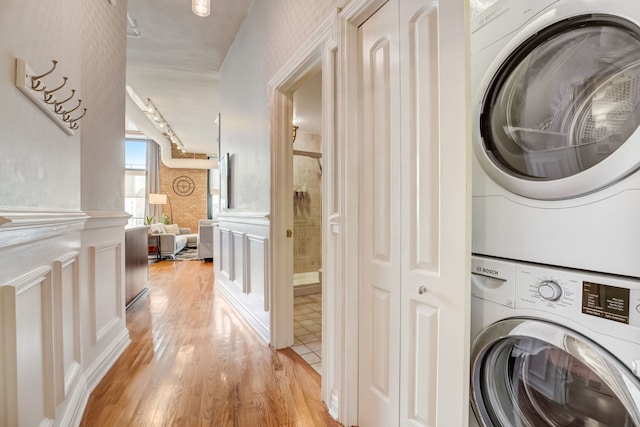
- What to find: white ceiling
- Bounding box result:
[125,0,254,156]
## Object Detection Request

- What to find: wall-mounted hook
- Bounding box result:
[69,108,87,129]
[54,89,76,113]
[15,58,79,135]
[31,60,58,91]
[62,99,82,121]
[43,77,68,103]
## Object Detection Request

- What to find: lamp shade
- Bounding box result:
[192,0,210,17]
[149,193,167,205]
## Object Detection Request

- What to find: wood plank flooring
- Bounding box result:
[80,260,341,427]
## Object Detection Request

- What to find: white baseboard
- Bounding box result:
[293,283,322,296]
[216,278,270,343]
[84,329,131,391]
[59,375,89,427]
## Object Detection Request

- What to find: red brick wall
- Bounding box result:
[159,146,209,233]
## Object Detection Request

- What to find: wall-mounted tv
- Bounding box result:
[219,152,230,209]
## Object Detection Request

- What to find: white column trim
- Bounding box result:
[268,8,344,423]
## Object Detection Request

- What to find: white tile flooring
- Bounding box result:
[291,293,322,374]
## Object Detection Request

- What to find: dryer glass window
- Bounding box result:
[475,336,637,426]
[482,16,640,180]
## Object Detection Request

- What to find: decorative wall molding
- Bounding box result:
[215,224,270,345]
[83,211,130,230]
[52,251,81,403]
[267,13,336,91]
[219,228,234,281]
[216,211,270,227]
[0,210,87,249]
[3,265,56,427]
[247,234,269,311]
[232,231,246,292]
[89,241,122,344]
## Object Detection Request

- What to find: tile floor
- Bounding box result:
[291,293,322,374]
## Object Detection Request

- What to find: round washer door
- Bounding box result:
[476,14,640,200]
[470,318,640,427]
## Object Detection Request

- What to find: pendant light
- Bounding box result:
[192,0,210,17]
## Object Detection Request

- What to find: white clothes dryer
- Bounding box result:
[471,0,640,278]
[470,255,640,426]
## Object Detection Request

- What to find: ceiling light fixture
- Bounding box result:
[145,98,186,152]
[192,0,210,17]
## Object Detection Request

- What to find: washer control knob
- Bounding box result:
[538,280,563,301]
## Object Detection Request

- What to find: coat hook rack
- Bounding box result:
[16,58,86,135]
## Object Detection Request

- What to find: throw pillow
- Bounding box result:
[165,224,180,234]
[149,223,166,234]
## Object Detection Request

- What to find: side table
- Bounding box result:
[148,233,161,261]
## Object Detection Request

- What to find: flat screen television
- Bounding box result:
[219,152,230,209]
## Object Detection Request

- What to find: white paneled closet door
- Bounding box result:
[358,0,402,425]
[359,0,470,425]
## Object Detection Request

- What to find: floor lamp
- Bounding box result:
[149,193,173,224]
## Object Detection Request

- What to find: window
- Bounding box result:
[125,140,147,226]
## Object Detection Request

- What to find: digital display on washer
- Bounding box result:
[582,282,630,324]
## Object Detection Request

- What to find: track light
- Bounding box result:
[144,98,184,151]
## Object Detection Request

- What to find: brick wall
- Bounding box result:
[159,145,209,233]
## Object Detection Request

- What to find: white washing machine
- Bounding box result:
[470,255,640,426]
[471,0,640,278]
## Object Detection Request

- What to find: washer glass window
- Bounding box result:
[482,15,640,180]
[472,332,640,427]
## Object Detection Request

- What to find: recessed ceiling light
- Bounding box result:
[192,0,210,17]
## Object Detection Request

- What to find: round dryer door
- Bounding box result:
[477,14,640,200]
[470,318,640,427]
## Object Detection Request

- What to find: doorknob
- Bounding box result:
[417,285,427,295]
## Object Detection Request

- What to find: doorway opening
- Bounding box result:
[290,71,324,373]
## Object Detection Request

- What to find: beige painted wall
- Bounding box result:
[219,0,350,212]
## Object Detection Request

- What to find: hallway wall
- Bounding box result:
[214,0,349,347]
[0,1,130,425]
[219,0,349,212]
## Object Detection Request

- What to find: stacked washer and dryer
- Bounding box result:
[470,1,640,425]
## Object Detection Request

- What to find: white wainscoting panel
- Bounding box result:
[247,234,269,311]
[3,266,56,427]
[232,231,246,292]
[215,213,270,343]
[219,228,234,281]
[89,241,122,344]
[52,252,81,404]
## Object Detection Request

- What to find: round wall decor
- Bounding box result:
[173,175,195,196]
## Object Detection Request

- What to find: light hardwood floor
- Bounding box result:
[80,260,341,427]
